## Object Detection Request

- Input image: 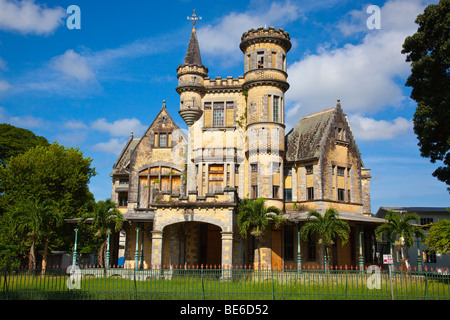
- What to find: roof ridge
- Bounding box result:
[301,107,336,120]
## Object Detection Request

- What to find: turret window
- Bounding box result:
[273,96,280,122]
[257,51,264,68]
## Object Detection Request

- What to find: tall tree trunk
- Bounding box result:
[41,237,49,275]
[257,237,262,269]
[97,240,107,268]
[28,240,36,270]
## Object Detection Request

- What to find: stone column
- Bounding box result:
[205,163,209,194]
[230,162,235,187]
[197,163,203,195]
[292,166,297,201]
[151,230,163,268]
[221,231,233,280]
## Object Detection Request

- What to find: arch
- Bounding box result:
[137,161,184,173]
[154,212,226,233]
[161,221,222,267]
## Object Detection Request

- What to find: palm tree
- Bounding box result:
[83,199,123,268]
[12,198,61,270]
[375,210,426,271]
[300,208,350,270]
[237,197,284,268]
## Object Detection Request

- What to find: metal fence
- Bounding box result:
[1,266,449,300]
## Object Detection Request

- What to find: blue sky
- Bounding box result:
[0,0,447,213]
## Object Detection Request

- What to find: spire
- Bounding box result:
[184,10,203,66]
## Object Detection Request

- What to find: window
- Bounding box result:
[420,217,433,229]
[273,186,279,198]
[337,167,345,176]
[159,133,167,147]
[284,188,292,201]
[273,96,279,122]
[425,250,436,263]
[307,187,314,200]
[338,188,345,201]
[118,193,128,207]
[284,226,294,261]
[213,102,224,127]
[257,51,264,68]
[251,163,258,173]
[335,126,346,141]
[306,165,313,175]
[272,162,280,173]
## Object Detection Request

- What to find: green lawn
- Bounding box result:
[1,269,449,300]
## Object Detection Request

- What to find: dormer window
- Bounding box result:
[154,132,171,148]
[159,133,167,147]
[335,126,346,141]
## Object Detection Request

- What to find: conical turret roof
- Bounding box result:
[183,27,203,66]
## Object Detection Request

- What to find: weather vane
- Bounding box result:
[187,9,202,27]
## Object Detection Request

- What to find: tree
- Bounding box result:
[401,0,450,191]
[82,199,123,268]
[0,142,96,268]
[375,211,426,271]
[237,197,283,268]
[425,218,450,254]
[300,208,350,270]
[10,198,61,270]
[0,124,49,166]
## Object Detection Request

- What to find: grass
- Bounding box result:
[1,269,449,300]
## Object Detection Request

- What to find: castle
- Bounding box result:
[110,17,384,269]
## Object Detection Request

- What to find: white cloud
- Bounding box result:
[0,80,11,93]
[92,138,127,155]
[0,0,65,35]
[0,57,7,71]
[50,49,96,83]
[347,114,412,140]
[0,106,46,128]
[62,120,89,131]
[91,118,146,137]
[286,0,432,118]
[197,1,302,63]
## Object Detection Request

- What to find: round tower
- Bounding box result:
[176,22,208,126]
[240,26,291,202]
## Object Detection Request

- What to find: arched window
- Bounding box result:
[138,166,182,208]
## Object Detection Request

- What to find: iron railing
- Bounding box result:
[1,266,449,300]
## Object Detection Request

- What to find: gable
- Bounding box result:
[285,101,362,165]
[285,108,334,162]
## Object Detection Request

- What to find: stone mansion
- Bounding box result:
[110,20,384,270]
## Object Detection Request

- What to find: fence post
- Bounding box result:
[271,267,275,300]
[201,267,205,300]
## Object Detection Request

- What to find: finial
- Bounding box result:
[131,131,134,138]
[162,100,166,108]
[337,99,341,107]
[187,9,202,28]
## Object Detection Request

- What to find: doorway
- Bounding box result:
[199,223,222,267]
